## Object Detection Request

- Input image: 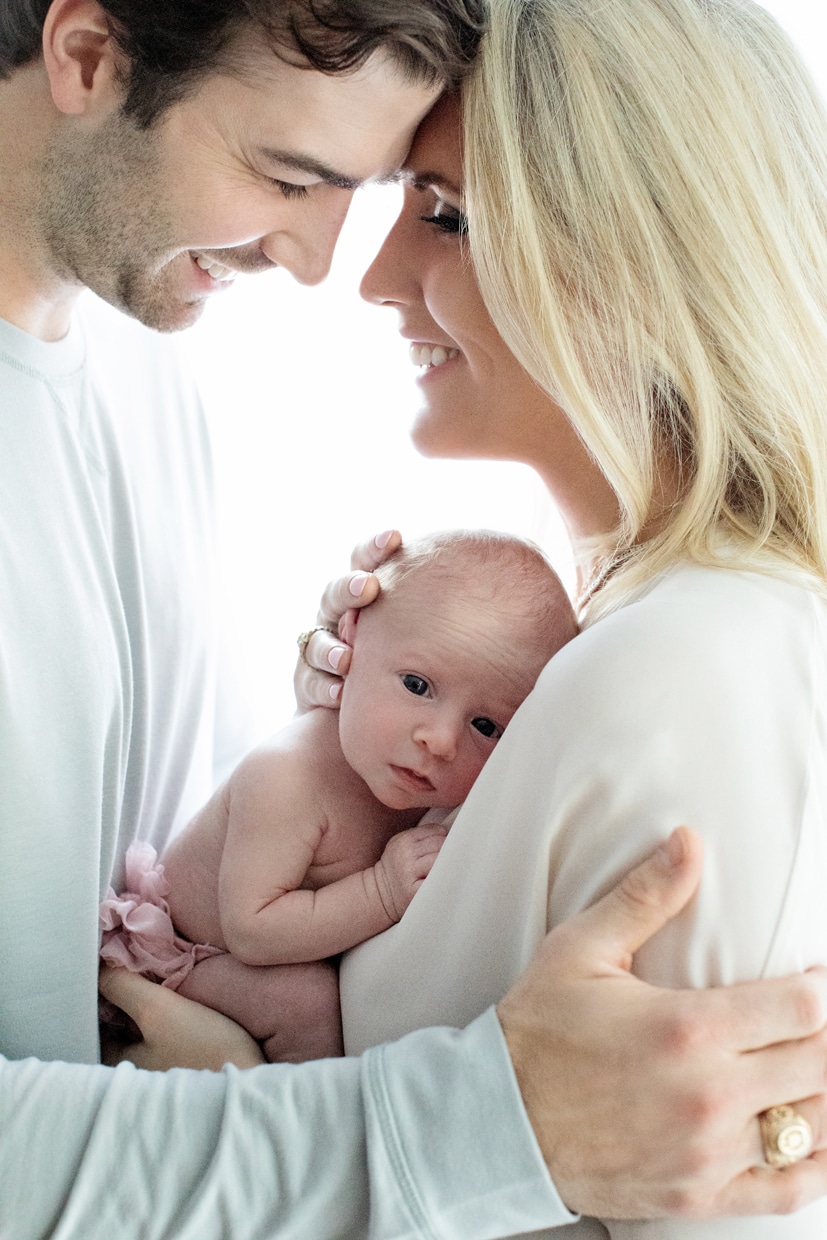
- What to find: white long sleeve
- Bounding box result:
[0,1010,572,1240]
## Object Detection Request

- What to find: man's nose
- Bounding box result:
[260,191,355,286]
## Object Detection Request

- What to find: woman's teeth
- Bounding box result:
[410,343,460,369]
[193,253,237,283]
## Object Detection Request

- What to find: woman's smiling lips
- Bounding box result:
[409,342,460,368]
[408,342,462,385]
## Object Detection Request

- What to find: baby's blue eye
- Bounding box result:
[472,717,503,740]
[402,674,429,696]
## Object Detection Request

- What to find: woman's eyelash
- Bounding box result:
[270,180,309,201]
[419,211,468,236]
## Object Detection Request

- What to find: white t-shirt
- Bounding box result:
[342,562,827,1238]
[0,299,568,1238]
[0,296,223,1063]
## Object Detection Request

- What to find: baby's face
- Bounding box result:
[338,587,542,810]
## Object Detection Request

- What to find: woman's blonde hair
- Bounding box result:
[464,0,827,619]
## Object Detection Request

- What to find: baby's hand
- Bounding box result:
[374,823,448,923]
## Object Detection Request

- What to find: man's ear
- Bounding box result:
[339,608,360,647]
[42,0,121,116]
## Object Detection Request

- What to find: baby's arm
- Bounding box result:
[218,749,445,965]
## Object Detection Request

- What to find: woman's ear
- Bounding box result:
[42,0,121,116]
[338,608,360,647]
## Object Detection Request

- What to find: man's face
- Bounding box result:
[39,43,439,332]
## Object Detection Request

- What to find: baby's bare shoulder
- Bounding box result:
[229,712,333,790]
[223,710,359,841]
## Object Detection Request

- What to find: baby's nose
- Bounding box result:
[414,720,458,760]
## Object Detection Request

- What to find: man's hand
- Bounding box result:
[498,827,827,1219]
[99,967,266,1071]
[294,530,402,711]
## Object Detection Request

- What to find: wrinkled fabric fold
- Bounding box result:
[100,841,223,992]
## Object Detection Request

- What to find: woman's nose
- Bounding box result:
[360,211,414,307]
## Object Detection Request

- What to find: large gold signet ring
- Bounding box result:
[759,1105,814,1168]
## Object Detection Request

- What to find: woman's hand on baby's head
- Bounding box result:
[294,529,402,712]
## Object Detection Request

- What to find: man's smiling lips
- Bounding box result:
[189,249,280,286]
[192,252,238,283]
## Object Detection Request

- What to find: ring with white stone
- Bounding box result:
[759,1105,814,1168]
[296,626,337,667]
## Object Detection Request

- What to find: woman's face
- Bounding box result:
[360,93,557,463]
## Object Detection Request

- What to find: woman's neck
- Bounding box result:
[529,428,683,605]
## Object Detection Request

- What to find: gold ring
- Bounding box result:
[759,1105,813,1167]
[296,626,336,666]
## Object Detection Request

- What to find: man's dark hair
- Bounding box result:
[0,0,486,126]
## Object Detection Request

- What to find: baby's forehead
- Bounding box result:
[370,535,576,667]
[380,565,514,625]
[375,577,545,665]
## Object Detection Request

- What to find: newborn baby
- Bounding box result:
[101,530,577,1061]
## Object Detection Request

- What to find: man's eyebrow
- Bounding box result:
[257,147,363,191]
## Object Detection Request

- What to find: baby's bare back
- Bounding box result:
[161,710,420,950]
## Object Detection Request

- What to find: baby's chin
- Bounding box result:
[375,786,434,812]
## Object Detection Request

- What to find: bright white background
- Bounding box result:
[180,1,827,737]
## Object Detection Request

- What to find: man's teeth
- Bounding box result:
[410,343,460,369]
[194,254,237,282]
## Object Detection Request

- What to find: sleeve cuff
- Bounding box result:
[362,1006,579,1239]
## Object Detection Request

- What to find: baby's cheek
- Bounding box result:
[459,750,490,799]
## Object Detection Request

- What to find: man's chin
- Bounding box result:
[116,293,208,334]
[146,300,207,334]
[100,267,211,334]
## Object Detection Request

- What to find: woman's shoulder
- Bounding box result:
[544,563,823,701]
[513,564,825,771]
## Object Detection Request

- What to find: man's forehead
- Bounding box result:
[215,45,440,185]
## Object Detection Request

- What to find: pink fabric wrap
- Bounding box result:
[100,841,222,991]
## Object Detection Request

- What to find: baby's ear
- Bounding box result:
[339,608,360,646]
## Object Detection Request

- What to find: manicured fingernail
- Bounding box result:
[655,829,684,871]
[374,530,394,549]
[329,682,342,702]
[349,572,370,597]
[328,646,344,671]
